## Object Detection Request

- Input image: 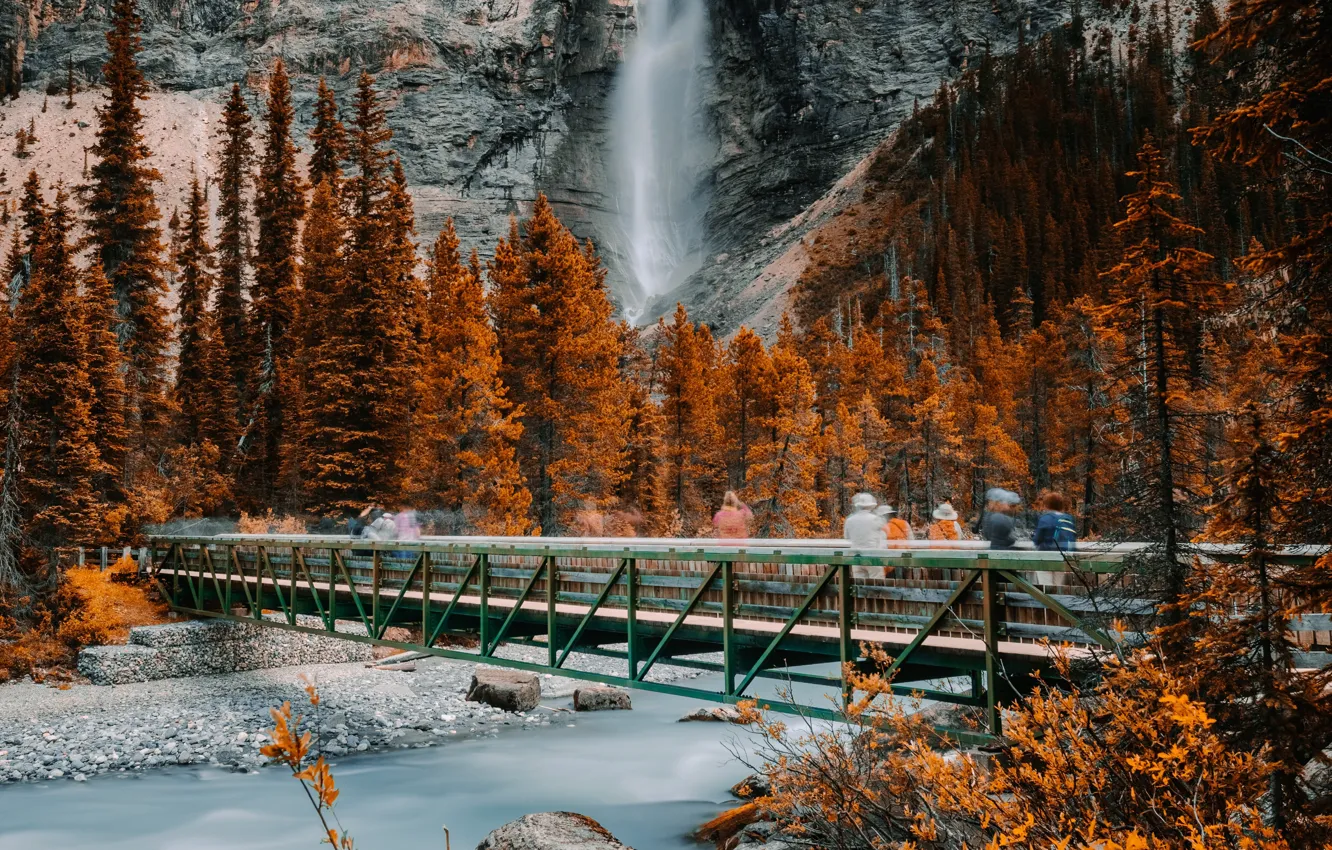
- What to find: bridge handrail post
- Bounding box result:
[838,560,855,707]
[980,554,1002,736]
[627,557,638,678]
[546,555,557,668]
[422,551,432,642]
[722,559,735,696]
[372,549,381,638]
[479,552,490,655]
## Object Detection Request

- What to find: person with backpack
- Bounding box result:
[1033,491,1078,552]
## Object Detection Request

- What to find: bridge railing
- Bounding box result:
[147,535,1328,739]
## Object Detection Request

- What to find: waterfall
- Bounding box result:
[611,0,712,323]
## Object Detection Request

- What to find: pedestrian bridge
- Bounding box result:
[148,535,1327,741]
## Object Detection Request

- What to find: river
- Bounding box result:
[0,671,841,849]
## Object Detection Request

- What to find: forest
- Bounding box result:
[0,0,1330,842]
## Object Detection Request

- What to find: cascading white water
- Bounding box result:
[611,0,712,323]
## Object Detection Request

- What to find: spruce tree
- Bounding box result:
[303,72,415,510]
[173,174,217,448]
[1097,137,1225,618]
[291,178,347,509]
[308,77,346,188]
[489,196,629,532]
[15,184,104,545]
[81,261,130,513]
[408,220,530,533]
[84,0,170,427]
[240,59,306,505]
[215,82,253,402]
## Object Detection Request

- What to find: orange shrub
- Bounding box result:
[237,510,308,535]
[55,565,169,647]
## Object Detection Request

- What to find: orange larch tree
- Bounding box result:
[489,195,628,533]
[718,326,775,492]
[655,303,723,531]
[410,220,530,534]
[745,319,822,537]
[214,82,252,405]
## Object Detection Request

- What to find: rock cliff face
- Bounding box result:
[1,0,1066,332]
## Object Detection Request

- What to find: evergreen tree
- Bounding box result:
[215,82,253,402]
[14,185,104,545]
[308,77,346,189]
[1178,407,1332,845]
[173,174,216,448]
[288,179,346,507]
[303,72,415,510]
[1194,0,1332,548]
[408,220,530,533]
[81,261,130,517]
[1098,137,1225,616]
[489,196,629,532]
[240,59,306,505]
[83,0,170,428]
[1050,296,1117,535]
[656,303,722,531]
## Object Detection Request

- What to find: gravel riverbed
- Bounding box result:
[0,645,710,785]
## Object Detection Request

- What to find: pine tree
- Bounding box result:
[1097,137,1226,616]
[617,326,668,533]
[308,77,346,189]
[83,0,170,430]
[489,196,629,532]
[303,72,415,510]
[240,59,306,505]
[656,303,722,530]
[904,349,962,522]
[215,82,253,402]
[408,220,530,533]
[14,184,104,546]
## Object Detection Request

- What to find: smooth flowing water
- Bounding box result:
[0,672,842,849]
[611,0,713,322]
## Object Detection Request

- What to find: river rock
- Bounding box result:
[730,773,771,799]
[572,686,631,712]
[475,811,632,850]
[679,705,748,724]
[466,670,541,713]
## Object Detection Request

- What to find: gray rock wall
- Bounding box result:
[77,615,374,685]
[4,0,1068,332]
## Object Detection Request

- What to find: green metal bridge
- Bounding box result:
[147,535,1326,742]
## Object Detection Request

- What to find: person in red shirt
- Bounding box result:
[713,491,753,543]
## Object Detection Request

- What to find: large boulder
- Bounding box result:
[573,686,632,712]
[475,812,631,850]
[466,669,541,713]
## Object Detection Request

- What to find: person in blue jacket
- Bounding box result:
[1033,491,1078,551]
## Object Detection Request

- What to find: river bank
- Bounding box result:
[0,646,710,785]
[0,665,757,850]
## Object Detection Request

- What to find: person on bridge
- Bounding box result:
[1033,491,1078,552]
[927,502,963,541]
[843,493,883,549]
[713,491,753,543]
[981,489,1022,550]
[876,504,913,543]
